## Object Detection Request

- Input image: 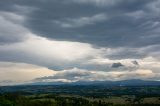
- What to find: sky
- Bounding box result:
[0,0,160,85]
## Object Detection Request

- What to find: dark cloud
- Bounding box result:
[111,62,124,68]
[106,48,147,60]
[0,0,160,83]
[132,60,139,66]
[35,68,92,81]
[1,0,159,48]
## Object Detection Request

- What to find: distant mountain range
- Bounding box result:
[30,79,160,86]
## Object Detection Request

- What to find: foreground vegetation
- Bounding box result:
[0,85,160,106]
[0,93,160,106]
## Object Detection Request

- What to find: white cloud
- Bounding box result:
[34,67,158,83]
[0,62,55,85]
[0,63,158,86]
[0,34,100,62]
[0,9,160,85]
[0,32,160,82]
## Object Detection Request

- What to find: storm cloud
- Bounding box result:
[0,0,160,85]
[0,0,160,47]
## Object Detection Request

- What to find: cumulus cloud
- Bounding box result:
[34,67,159,83]
[35,68,92,82]
[0,61,158,85]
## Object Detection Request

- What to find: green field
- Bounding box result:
[0,85,160,106]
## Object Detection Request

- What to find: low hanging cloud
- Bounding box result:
[0,62,55,86]
[34,67,158,83]
[132,60,139,65]
[0,62,159,85]
[111,62,124,68]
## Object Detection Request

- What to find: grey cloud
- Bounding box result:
[0,13,29,44]
[35,68,93,82]
[0,80,15,85]
[0,35,158,72]
[0,0,158,48]
[25,0,158,48]
[71,0,122,6]
[111,62,124,68]
[105,47,147,60]
[0,0,160,84]
[34,67,159,83]
[132,60,139,66]
[54,13,107,28]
